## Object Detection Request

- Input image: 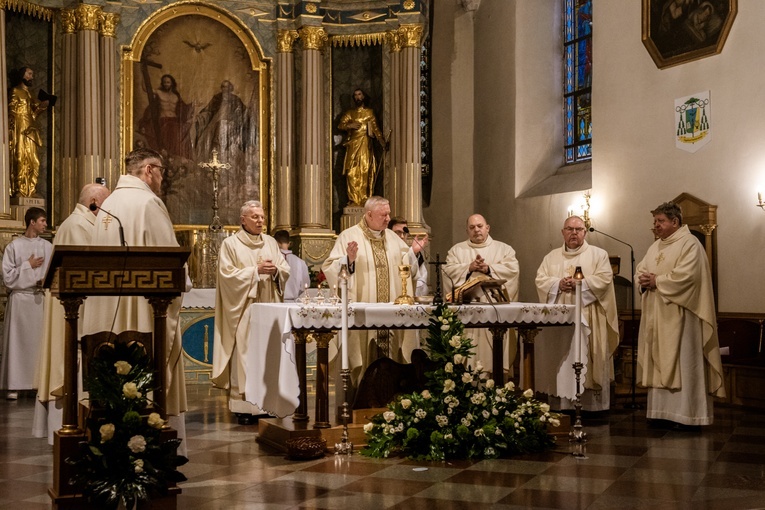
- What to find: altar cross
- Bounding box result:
[199,149,230,231]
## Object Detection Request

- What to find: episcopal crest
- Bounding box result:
[675,91,711,153]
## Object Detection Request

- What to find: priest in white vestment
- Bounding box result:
[322,196,427,385]
[637,201,725,429]
[81,148,189,449]
[33,184,110,443]
[443,214,520,374]
[388,217,429,297]
[212,201,289,424]
[534,216,619,411]
[1,207,51,400]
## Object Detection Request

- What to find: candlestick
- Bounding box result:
[573,266,584,363]
[339,264,350,371]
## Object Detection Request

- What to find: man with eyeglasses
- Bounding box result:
[82,147,190,452]
[534,215,619,411]
[388,217,429,297]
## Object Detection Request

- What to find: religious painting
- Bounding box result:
[642,0,737,69]
[122,5,269,226]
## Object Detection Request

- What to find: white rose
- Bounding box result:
[453,354,464,364]
[440,324,449,331]
[400,398,412,410]
[99,423,115,443]
[505,381,515,391]
[475,361,483,372]
[127,435,147,453]
[523,389,534,398]
[540,403,550,413]
[134,459,144,473]
[363,422,374,432]
[114,361,131,375]
[383,411,396,423]
[461,372,473,383]
[421,390,431,399]
[444,362,453,374]
[147,413,165,429]
[122,382,141,399]
[443,379,456,393]
[485,379,495,389]
[550,418,561,427]
[449,336,462,348]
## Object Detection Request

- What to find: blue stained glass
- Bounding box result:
[564,0,592,164]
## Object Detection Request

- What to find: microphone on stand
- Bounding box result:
[588,226,641,409]
[90,202,127,247]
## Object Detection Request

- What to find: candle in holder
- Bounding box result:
[339,264,350,370]
[573,266,584,363]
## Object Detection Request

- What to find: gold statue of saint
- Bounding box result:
[8,67,49,197]
[338,88,386,206]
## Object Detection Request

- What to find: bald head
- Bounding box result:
[79,183,111,214]
[467,214,490,244]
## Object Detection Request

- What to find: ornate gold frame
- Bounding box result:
[642,0,737,70]
[120,2,272,226]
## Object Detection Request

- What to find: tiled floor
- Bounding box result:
[2,386,765,509]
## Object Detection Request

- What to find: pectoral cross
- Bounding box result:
[101,215,112,230]
[199,149,230,231]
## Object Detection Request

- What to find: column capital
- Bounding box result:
[74,3,102,32]
[398,24,423,48]
[60,8,76,34]
[99,12,120,38]
[277,29,299,53]
[386,30,402,53]
[298,25,327,51]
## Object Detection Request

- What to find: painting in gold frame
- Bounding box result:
[121,4,270,227]
[642,0,737,70]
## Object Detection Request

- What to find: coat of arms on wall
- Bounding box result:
[675,91,711,153]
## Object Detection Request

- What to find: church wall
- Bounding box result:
[432,0,765,314]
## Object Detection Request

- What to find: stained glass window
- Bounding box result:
[564,0,592,164]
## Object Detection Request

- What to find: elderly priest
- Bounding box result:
[212,200,290,424]
[534,215,619,411]
[322,196,427,385]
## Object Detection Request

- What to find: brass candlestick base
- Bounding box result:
[394,264,415,305]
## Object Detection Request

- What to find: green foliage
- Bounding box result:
[67,342,188,510]
[361,304,560,460]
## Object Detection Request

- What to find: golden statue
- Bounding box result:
[9,67,49,198]
[338,88,386,206]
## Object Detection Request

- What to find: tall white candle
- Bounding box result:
[575,280,582,363]
[341,276,349,370]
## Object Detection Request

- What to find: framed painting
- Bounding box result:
[121,4,270,227]
[642,0,737,69]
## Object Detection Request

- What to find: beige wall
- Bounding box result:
[431,0,764,313]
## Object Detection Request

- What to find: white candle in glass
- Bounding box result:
[575,279,582,363]
[341,276,349,370]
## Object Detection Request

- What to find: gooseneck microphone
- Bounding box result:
[90,201,127,247]
[588,226,639,409]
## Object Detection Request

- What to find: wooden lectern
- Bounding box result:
[43,246,190,509]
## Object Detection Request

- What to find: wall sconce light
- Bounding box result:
[757,192,765,210]
[567,191,592,229]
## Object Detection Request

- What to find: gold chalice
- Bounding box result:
[394,264,415,305]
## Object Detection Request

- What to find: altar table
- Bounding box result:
[244,302,580,427]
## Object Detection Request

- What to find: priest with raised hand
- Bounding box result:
[534,215,619,411]
[212,200,289,425]
[33,183,110,443]
[443,213,519,375]
[322,196,427,385]
[636,201,724,430]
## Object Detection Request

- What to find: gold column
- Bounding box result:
[0,4,10,217]
[397,24,426,230]
[298,25,327,229]
[274,29,299,232]
[386,31,402,218]
[59,8,78,219]
[74,4,103,191]
[99,12,120,189]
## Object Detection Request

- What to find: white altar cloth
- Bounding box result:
[244,302,579,418]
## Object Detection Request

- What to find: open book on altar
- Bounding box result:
[447,274,510,304]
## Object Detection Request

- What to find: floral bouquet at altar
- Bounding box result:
[67,342,188,510]
[361,304,560,461]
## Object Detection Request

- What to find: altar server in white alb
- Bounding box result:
[636,201,724,429]
[33,183,110,442]
[81,148,189,448]
[443,213,519,374]
[212,200,290,424]
[322,196,427,384]
[1,207,52,400]
[534,215,619,411]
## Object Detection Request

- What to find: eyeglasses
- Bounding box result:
[563,227,585,233]
[147,163,166,173]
